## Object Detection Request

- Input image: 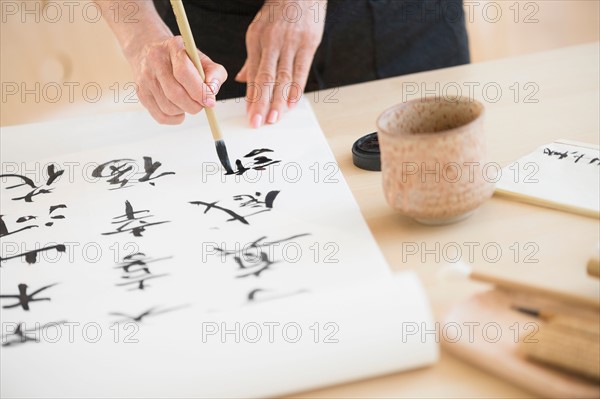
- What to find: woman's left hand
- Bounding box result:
[236,0,327,128]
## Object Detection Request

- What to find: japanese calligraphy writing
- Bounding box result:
[0,283,57,311]
[92,157,175,190]
[102,200,170,237]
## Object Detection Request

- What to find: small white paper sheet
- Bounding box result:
[495,140,600,218]
[0,99,437,397]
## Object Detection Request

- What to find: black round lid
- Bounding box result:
[352,132,381,171]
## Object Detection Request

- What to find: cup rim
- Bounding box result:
[376,97,485,138]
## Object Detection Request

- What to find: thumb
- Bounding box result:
[199,51,228,95]
[235,60,248,83]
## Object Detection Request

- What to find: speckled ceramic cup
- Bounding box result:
[377,97,494,225]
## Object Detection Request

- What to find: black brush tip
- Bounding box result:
[215,140,234,174]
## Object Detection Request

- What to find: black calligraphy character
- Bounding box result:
[109,305,187,323]
[45,164,63,185]
[224,148,281,175]
[216,234,310,278]
[102,200,170,237]
[93,157,175,190]
[0,174,38,200]
[248,288,265,301]
[247,288,308,303]
[0,164,64,202]
[544,148,600,165]
[0,244,66,265]
[0,283,57,311]
[233,190,279,209]
[245,149,281,171]
[117,252,147,274]
[189,200,250,224]
[114,252,172,290]
[45,204,67,227]
[543,148,568,160]
[115,252,172,274]
[138,157,175,185]
[190,190,280,225]
[115,274,169,290]
[92,158,135,189]
[250,234,310,249]
[1,323,38,346]
[0,214,38,237]
[227,160,250,176]
[571,151,585,163]
[217,234,309,258]
[0,174,35,188]
[109,307,157,322]
[234,251,277,278]
[1,321,67,347]
[0,205,66,236]
[245,149,274,157]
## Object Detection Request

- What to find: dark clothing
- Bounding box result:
[154,0,470,99]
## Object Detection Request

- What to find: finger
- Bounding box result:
[138,40,184,117]
[200,51,228,97]
[147,75,186,117]
[289,47,314,108]
[267,49,294,124]
[286,79,302,109]
[159,60,204,115]
[169,41,215,109]
[235,60,248,83]
[245,38,262,119]
[248,48,279,128]
[137,86,185,125]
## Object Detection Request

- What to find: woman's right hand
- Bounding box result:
[125,35,228,125]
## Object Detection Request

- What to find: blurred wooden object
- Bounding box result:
[519,312,600,382]
[470,270,600,309]
[588,253,600,278]
[442,289,600,398]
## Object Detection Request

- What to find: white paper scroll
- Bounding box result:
[495,140,600,218]
[0,99,437,397]
[1,272,437,398]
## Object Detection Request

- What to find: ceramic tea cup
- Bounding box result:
[377,97,494,225]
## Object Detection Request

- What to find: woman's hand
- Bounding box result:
[95,0,228,125]
[126,35,228,125]
[236,0,326,128]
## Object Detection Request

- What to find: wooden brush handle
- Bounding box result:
[169,0,223,142]
[470,271,600,309]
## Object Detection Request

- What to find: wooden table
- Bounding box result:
[297,43,600,398]
[2,43,597,398]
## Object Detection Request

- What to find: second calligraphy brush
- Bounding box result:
[169,0,234,174]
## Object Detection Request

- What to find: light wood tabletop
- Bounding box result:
[294,42,600,398]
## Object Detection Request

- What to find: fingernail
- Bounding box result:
[250,114,263,129]
[289,101,298,109]
[210,79,220,94]
[205,97,216,107]
[267,110,278,124]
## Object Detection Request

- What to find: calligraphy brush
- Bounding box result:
[169,0,234,174]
